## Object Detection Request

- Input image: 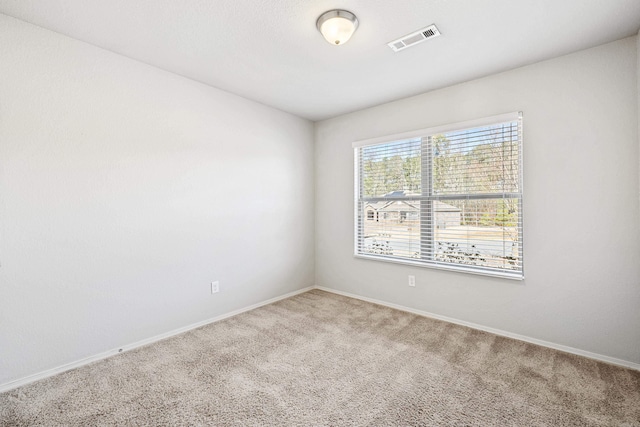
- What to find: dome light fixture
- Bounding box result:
[316,9,359,46]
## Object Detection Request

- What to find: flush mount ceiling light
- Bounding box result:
[316,9,359,45]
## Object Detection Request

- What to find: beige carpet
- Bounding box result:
[1,290,639,426]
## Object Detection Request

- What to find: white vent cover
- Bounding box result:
[388,24,441,52]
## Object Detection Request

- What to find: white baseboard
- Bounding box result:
[314,286,640,371]
[3,284,637,394]
[0,286,314,393]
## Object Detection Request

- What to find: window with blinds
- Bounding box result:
[354,113,523,279]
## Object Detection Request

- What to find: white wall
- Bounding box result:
[315,37,640,364]
[0,14,315,385]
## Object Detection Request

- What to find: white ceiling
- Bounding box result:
[1,0,639,121]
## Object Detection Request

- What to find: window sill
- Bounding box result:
[354,253,524,281]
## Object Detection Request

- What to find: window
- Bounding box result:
[354,113,523,279]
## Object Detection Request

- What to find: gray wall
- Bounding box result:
[0,15,315,384]
[2,13,638,387]
[315,37,640,364]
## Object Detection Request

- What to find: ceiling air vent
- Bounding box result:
[388,24,441,52]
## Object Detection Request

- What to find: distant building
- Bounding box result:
[364,191,461,228]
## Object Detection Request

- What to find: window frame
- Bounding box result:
[353,112,524,280]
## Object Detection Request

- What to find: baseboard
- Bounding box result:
[0,286,315,393]
[314,286,640,371]
[4,284,636,393]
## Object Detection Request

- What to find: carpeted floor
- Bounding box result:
[1,290,639,426]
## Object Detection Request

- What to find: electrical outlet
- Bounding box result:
[408,275,415,287]
[211,281,220,294]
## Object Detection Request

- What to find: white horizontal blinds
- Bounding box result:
[357,138,422,259]
[360,138,422,197]
[420,136,434,262]
[426,198,522,272]
[432,123,520,195]
[355,114,523,278]
[427,120,523,275]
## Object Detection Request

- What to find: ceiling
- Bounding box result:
[1,0,639,121]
